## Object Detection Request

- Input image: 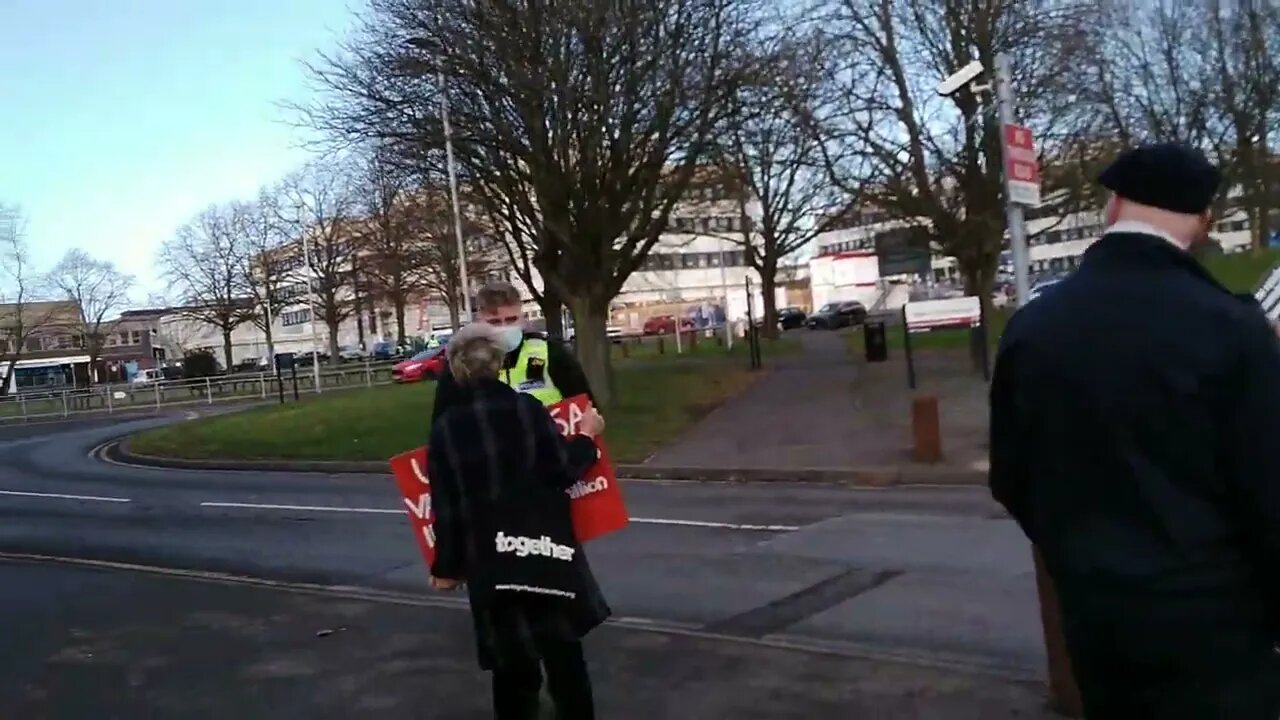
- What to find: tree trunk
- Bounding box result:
[222,329,235,372]
[568,294,614,408]
[759,265,780,340]
[541,286,564,339]
[263,323,276,369]
[394,297,408,345]
[327,320,341,365]
[960,259,996,372]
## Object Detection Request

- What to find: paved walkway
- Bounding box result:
[646,330,989,471]
[0,559,1057,718]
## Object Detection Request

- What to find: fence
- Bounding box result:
[0,360,399,422]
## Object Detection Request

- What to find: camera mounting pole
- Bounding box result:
[994,53,1032,308]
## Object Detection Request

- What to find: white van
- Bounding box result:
[131,368,164,386]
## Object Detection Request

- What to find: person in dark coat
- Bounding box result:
[990,143,1280,719]
[427,322,611,720]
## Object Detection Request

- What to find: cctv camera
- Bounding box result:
[936,61,985,97]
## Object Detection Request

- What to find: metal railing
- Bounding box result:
[0,360,400,422]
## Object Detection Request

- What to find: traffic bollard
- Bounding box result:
[910,395,942,462]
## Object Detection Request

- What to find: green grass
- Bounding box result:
[1202,248,1280,293]
[128,356,763,464]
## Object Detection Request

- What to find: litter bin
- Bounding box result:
[864,320,888,362]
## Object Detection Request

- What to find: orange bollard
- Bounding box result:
[911,395,942,463]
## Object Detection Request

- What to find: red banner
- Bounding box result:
[388,394,629,572]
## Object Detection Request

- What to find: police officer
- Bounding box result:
[431,281,594,423]
[990,143,1280,718]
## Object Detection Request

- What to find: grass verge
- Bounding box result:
[127,354,769,465]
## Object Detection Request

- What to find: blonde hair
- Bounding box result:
[476,280,523,314]
[446,323,506,386]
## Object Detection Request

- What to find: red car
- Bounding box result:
[393,347,447,383]
[642,315,696,335]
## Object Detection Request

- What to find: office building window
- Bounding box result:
[282,309,312,327]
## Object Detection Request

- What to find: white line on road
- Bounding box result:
[631,517,799,532]
[196,501,799,532]
[199,502,401,514]
[0,489,132,503]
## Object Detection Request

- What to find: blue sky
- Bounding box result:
[0,0,357,299]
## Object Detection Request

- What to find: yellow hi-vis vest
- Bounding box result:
[502,337,564,406]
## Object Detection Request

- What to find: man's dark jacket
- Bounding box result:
[991,232,1280,718]
[430,332,594,424]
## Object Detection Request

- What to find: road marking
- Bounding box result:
[0,489,131,503]
[631,517,799,532]
[199,502,401,514]
[0,551,1036,682]
[196,502,799,532]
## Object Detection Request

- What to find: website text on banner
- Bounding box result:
[388,394,629,570]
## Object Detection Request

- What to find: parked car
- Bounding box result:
[338,345,371,362]
[561,323,626,343]
[371,341,400,361]
[805,301,867,330]
[777,307,808,330]
[642,315,695,335]
[393,347,448,384]
[294,350,330,367]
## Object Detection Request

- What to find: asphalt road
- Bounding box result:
[0,558,1056,719]
[0,416,1046,683]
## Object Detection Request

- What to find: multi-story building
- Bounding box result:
[809,190,1267,312]
[0,300,90,394]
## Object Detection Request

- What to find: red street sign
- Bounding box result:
[1002,123,1040,205]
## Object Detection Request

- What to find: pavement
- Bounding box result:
[0,558,1058,719]
[645,330,990,475]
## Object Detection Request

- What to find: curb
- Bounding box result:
[108,438,987,486]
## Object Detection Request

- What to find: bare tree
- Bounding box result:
[157,204,251,371]
[277,162,360,364]
[354,149,426,344]
[298,0,758,405]
[0,206,60,396]
[820,0,1093,340]
[1204,0,1280,249]
[232,191,291,365]
[1083,1,1280,247]
[717,28,849,338]
[48,249,135,384]
[413,189,494,330]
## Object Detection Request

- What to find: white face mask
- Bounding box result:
[497,326,523,353]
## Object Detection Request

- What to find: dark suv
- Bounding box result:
[777,307,808,330]
[805,301,867,330]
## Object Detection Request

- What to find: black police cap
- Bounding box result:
[1097,143,1222,215]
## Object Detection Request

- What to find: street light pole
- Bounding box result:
[301,234,323,393]
[994,53,1032,308]
[719,246,733,350]
[438,71,473,324]
[404,38,473,325]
